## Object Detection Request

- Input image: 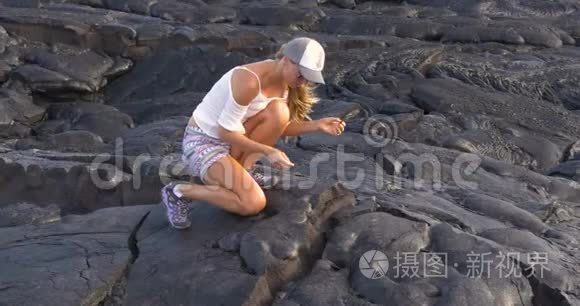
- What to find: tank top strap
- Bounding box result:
[232,66,262,95]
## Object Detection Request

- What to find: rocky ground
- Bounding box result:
[1,0,580,305]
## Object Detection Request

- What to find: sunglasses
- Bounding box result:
[289,59,305,81]
[297,69,304,80]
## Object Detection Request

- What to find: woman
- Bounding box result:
[161,37,346,229]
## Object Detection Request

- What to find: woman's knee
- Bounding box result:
[238,189,267,216]
[262,101,290,128]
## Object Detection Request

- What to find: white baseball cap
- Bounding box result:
[281,37,326,84]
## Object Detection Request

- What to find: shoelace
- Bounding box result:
[171,207,188,221]
[174,198,189,219]
[253,171,265,182]
[168,187,189,220]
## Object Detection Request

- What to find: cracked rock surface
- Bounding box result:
[0,205,155,306]
[0,0,579,305]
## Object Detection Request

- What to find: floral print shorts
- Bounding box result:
[182,125,231,184]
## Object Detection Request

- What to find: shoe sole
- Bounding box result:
[161,185,191,229]
[251,168,281,190]
[262,176,282,190]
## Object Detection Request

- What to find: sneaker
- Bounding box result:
[248,164,281,189]
[160,182,191,229]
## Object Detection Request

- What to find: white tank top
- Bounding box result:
[191,62,288,139]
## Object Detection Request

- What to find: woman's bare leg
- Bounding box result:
[230,100,290,169]
[176,154,266,216]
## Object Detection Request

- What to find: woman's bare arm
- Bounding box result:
[281,119,320,136]
[219,128,275,155]
[217,69,275,155]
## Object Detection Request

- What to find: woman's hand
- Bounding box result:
[264,147,294,169]
[317,117,346,136]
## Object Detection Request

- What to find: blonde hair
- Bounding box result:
[274,48,319,123]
